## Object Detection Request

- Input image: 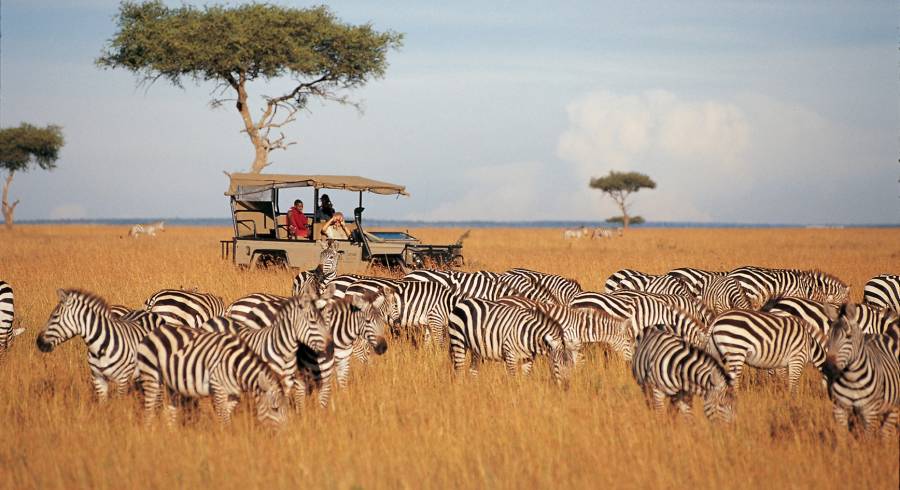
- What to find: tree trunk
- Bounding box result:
[232,76,268,174]
[2,171,19,230]
[250,144,269,174]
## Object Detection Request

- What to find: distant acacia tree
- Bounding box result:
[0,123,65,229]
[606,215,645,226]
[589,171,656,231]
[97,1,403,173]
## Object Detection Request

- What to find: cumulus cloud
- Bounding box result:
[49,203,87,220]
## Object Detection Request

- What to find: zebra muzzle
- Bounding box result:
[372,337,388,355]
[36,335,54,353]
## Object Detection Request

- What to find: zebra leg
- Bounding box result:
[786,360,804,396]
[91,375,110,403]
[722,354,746,390]
[351,337,370,365]
[163,389,180,427]
[140,379,163,426]
[335,355,351,389]
[520,358,535,376]
[650,388,667,413]
[292,375,308,410]
[317,372,334,408]
[674,393,695,422]
[859,407,882,438]
[502,350,519,377]
[468,352,481,377]
[832,403,850,432]
[448,340,468,374]
[880,409,899,441]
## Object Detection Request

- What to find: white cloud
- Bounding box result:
[49,204,87,220]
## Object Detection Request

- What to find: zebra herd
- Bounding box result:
[2,256,899,437]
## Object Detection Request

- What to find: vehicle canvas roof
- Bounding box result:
[225,173,410,197]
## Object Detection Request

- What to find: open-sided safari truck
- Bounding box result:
[223,173,464,272]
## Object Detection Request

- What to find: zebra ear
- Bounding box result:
[371,294,385,309]
[13,328,25,337]
[843,302,857,321]
[823,303,840,322]
[542,333,561,350]
[56,289,68,302]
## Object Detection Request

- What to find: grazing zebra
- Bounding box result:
[36,289,157,401]
[201,292,333,404]
[497,273,562,305]
[568,291,634,319]
[296,291,391,408]
[863,274,900,312]
[612,290,714,326]
[631,325,736,423]
[823,303,900,439]
[707,310,818,395]
[613,292,709,349]
[764,297,900,336]
[144,288,225,328]
[700,275,752,316]
[225,293,289,329]
[291,240,341,295]
[373,280,458,346]
[405,269,528,302]
[0,280,24,362]
[495,296,633,361]
[501,268,583,304]
[727,266,849,309]
[666,267,726,299]
[448,298,578,387]
[136,325,288,426]
[604,269,689,296]
[128,220,165,237]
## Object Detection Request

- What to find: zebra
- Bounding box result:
[613,292,709,350]
[727,266,849,309]
[497,273,563,305]
[700,275,752,316]
[136,325,288,426]
[568,291,634,319]
[36,289,157,401]
[604,269,689,296]
[822,303,900,439]
[501,268,583,305]
[863,274,900,312]
[448,298,578,387]
[144,288,225,328]
[666,267,726,299]
[296,291,391,408]
[109,305,132,317]
[367,280,459,346]
[200,292,333,406]
[631,325,736,423]
[225,293,289,330]
[405,269,524,302]
[0,280,24,362]
[495,296,633,362]
[707,310,819,395]
[611,290,715,326]
[291,239,341,295]
[128,220,165,238]
[764,297,900,336]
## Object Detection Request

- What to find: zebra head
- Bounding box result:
[806,272,850,305]
[351,291,389,356]
[823,303,863,377]
[37,289,107,353]
[280,292,333,357]
[704,370,737,424]
[254,369,288,427]
[318,239,340,282]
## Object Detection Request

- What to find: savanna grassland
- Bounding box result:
[1,225,898,489]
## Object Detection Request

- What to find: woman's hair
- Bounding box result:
[333,212,344,220]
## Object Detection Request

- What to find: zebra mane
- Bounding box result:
[61,289,112,314]
[805,269,847,287]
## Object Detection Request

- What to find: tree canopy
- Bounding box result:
[97,1,403,172]
[0,123,65,229]
[606,215,645,225]
[589,170,656,231]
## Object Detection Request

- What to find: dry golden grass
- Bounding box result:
[1,225,898,489]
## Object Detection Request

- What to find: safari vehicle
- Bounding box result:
[223,173,464,272]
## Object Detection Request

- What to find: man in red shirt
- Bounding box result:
[287,199,309,239]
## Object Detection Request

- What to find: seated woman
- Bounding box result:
[320,211,351,240]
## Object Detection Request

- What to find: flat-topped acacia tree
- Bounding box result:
[0,123,65,229]
[97,1,403,173]
[589,171,656,231]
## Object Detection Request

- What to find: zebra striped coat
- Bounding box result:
[863,274,900,312]
[37,289,157,401]
[727,266,849,309]
[225,293,289,330]
[631,326,735,423]
[823,303,900,439]
[296,292,390,408]
[764,297,900,336]
[136,325,288,426]
[700,275,751,316]
[448,298,577,387]
[0,280,23,362]
[611,292,709,350]
[604,269,690,296]
[666,267,726,299]
[501,268,583,305]
[611,290,714,325]
[291,239,342,295]
[200,293,333,404]
[568,291,634,319]
[707,310,819,395]
[144,289,225,328]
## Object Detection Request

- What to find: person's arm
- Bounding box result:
[320,216,333,238]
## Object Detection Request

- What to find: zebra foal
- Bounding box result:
[137,325,288,426]
[631,325,736,423]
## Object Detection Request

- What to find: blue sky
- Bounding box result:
[1,0,898,223]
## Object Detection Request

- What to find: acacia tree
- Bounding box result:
[0,124,65,229]
[97,1,403,173]
[589,171,656,231]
